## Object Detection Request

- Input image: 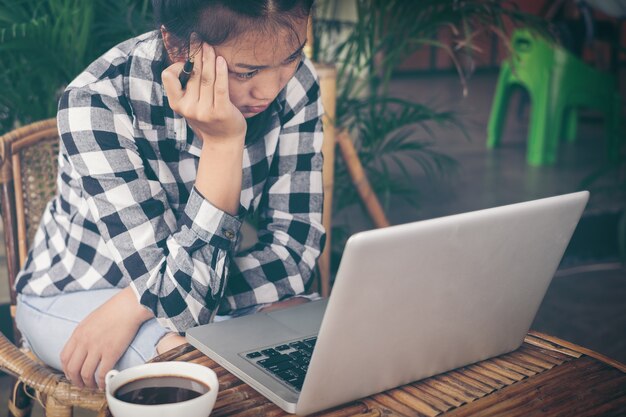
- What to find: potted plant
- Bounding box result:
[312,0,545,268]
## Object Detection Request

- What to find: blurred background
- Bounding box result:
[0,0,624,414]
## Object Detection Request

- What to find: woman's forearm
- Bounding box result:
[195,138,245,216]
[162,44,247,217]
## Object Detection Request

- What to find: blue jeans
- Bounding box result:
[15,289,169,373]
[15,289,317,375]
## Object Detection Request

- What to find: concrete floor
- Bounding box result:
[1,70,625,416]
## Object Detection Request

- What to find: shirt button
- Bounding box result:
[224,229,236,240]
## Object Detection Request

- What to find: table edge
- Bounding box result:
[527,330,626,373]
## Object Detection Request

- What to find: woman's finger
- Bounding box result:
[214,55,231,108]
[161,63,185,108]
[97,355,118,390]
[185,43,203,102]
[199,43,216,107]
[60,338,75,372]
[80,351,101,389]
[64,346,89,388]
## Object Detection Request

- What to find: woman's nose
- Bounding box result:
[250,70,283,101]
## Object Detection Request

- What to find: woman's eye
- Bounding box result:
[235,70,258,80]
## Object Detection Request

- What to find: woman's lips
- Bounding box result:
[243,104,269,114]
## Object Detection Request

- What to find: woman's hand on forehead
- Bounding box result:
[162,43,247,145]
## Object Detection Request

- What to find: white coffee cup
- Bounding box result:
[105,361,219,417]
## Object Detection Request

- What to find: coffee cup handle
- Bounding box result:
[104,370,119,387]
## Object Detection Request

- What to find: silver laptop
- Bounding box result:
[186,191,589,415]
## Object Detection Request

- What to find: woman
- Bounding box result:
[14,0,324,390]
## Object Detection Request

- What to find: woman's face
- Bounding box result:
[214,23,308,118]
[165,19,308,119]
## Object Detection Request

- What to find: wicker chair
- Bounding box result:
[0,119,105,417]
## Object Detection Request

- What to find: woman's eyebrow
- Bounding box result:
[234,39,307,71]
[284,41,307,61]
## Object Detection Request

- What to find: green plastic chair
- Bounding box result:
[487,28,621,166]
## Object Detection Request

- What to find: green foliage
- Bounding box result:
[332,97,460,211]
[314,0,544,258]
[0,0,153,133]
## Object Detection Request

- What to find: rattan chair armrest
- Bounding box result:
[0,332,54,385]
[0,332,104,408]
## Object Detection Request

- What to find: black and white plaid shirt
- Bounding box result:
[15,31,325,333]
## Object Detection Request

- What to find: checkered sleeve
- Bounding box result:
[221,73,326,311]
[58,85,240,333]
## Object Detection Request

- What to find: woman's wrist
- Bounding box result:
[196,130,246,151]
[120,286,154,325]
[199,133,245,151]
[195,137,244,216]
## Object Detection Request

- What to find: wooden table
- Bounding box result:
[100,330,626,416]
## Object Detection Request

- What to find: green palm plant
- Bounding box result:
[0,0,153,133]
[313,0,545,259]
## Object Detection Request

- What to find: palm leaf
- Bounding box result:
[0,0,153,133]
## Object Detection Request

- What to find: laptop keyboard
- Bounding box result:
[242,336,317,391]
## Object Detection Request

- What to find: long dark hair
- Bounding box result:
[152,0,314,143]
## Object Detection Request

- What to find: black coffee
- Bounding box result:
[114,375,210,405]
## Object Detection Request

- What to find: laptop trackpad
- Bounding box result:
[266,298,327,335]
[187,299,328,354]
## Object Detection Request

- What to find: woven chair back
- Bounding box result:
[0,118,106,417]
[0,118,59,309]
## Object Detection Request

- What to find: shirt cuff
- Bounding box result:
[182,186,243,251]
